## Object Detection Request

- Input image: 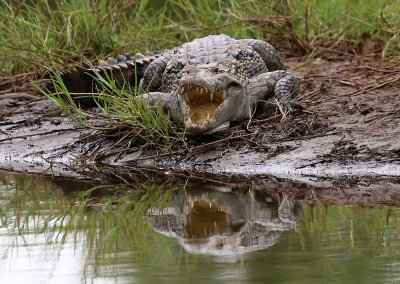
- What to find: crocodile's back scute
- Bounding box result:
[160,35,269,92]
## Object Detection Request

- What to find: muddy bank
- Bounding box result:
[1,57,399,186]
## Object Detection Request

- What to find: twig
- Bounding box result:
[357,65,400,73]
[0,72,37,86]
[128,132,257,162]
[304,1,309,43]
[311,75,400,105]
[0,128,87,143]
[339,80,357,87]
[364,106,400,123]
[0,97,46,119]
[13,0,27,18]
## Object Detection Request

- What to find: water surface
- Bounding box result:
[1,171,399,283]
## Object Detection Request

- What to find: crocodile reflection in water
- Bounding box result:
[146,185,303,256]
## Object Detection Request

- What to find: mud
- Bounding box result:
[1,57,399,186]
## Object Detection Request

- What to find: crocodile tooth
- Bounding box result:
[196,87,199,92]
[210,92,213,101]
[222,90,227,100]
[207,113,210,120]
[200,88,203,95]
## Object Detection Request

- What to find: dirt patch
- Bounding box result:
[1,57,399,185]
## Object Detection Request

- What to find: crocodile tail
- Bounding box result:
[54,52,163,95]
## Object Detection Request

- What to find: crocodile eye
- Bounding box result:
[234,50,247,60]
[168,63,184,74]
[227,82,242,89]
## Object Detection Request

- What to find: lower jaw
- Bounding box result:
[184,120,230,134]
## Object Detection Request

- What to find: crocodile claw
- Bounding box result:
[288,99,304,110]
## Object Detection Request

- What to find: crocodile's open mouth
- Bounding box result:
[179,84,226,126]
[184,199,229,238]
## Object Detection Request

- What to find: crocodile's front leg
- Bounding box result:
[240,39,286,71]
[139,92,184,124]
[248,70,301,115]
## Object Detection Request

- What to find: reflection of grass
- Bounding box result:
[300,205,400,249]
[1,0,400,75]
[287,205,400,283]
[0,172,183,280]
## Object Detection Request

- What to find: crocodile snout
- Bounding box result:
[178,69,243,133]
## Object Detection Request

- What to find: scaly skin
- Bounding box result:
[147,189,303,255]
[59,34,301,134]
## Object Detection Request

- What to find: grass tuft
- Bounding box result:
[38,67,185,157]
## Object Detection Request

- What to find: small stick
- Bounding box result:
[1,97,46,119]
[129,132,257,162]
[0,128,87,143]
[339,80,356,87]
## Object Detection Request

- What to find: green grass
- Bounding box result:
[1,0,400,75]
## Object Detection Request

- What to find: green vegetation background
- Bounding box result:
[1,0,399,75]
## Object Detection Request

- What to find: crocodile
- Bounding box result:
[147,185,303,256]
[59,34,301,134]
